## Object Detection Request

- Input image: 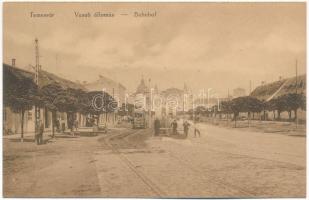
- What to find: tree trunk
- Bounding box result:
[21,109,25,142]
[273,110,276,120]
[66,112,70,130]
[277,111,281,120]
[288,111,292,121]
[52,111,56,138]
[294,108,298,121]
[248,112,250,127]
[234,113,237,128]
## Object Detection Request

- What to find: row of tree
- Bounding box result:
[190,93,306,127]
[4,66,115,141]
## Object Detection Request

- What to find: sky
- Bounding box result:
[3,3,306,96]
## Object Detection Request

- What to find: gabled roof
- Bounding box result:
[250,74,306,101]
[84,74,126,91]
[3,63,87,90]
[160,88,183,97]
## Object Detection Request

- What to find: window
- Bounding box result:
[61,113,65,120]
[28,110,32,121]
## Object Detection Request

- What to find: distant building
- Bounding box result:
[233,87,246,98]
[132,79,195,120]
[135,77,149,95]
[84,75,126,106]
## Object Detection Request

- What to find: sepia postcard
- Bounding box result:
[2,2,306,198]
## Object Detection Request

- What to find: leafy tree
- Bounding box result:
[4,67,38,142]
[266,98,278,120]
[245,96,263,123]
[230,96,262,127]
[195,106,207,116]
[230,97,243,127]
[300,94,306,111]
[221,101,232,114]
[40,84,65,137]
[277,93,305,121]
[220,100,233,120]
[79,91,115,125]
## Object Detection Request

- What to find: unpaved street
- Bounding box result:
[3,123,306,198]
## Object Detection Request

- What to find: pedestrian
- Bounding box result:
[69,116,74,132]
[194,123,201,137]
[154,118,161,136]
[171,119,178,135]
[61,122,65,133]
[39,120,44,144]
[74,119,78,131]
[183,120,190,137]
[35,121,40,145]
[35,120,44,145]
[90,117,95,126]
[55,119,60,132]
[72,118,78,136]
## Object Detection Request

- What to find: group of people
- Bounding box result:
[85,117,96,127]
[34,116,80,145]
[154,118,201,138]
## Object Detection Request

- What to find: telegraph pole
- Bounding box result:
[34,38,41,142]
[295,60,298,95]
[295,60,298,128]
[112,88,115,124]
[192,94,195,124]
[227,88,230,125]
[148,78,151,128]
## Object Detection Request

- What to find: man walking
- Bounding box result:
[171,119,178,135]
[154,118,160,136]
[194,123,201,137]
[73,118,79,136]
[183,120,190,138]
[35,120,44,145]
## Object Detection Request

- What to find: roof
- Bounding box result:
[3,63,87,90]
[160,88,183,97]
[250,74,306,101]
[84,74,126,91]
[135,78,148,94]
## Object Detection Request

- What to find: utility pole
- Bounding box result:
[192,94,195,124]
[148,78,151,128]
[34,38,41,142]
[227,88,230,125]
[249,80,252,95]
[296,60,298,95]
[295,60,298,128]
[183,83,185,114]
[112,88,115,124]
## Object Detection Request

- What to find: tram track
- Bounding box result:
[102,129,166,197]
[165,150,257,197]
[103,129,255,197]
[100,127,303,197]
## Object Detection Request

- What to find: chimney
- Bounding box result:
[12,58,16,67]
[261,81,265,86]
